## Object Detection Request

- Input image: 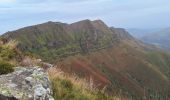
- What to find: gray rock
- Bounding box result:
[0,67,54,100]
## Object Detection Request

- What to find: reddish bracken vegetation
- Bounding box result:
[56,44,170,99]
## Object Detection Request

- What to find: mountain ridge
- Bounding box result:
[2,19,170,99]
[3,19,133,61]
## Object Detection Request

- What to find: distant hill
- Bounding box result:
[141,28,170,50]
[127,28,160,38]
[2,20,170,99]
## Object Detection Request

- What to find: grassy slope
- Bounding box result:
[56,43,170,99]
[0,38,120,100]
[48,68,121,100]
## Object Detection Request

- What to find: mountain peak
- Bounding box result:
[92,19,105,24]
[91,19,109,30]
[70,19,94,30]
[41,21,68,26]
[70,19,106,26]
[71,19,91,24]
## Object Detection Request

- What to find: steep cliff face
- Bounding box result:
[0,67,54,100]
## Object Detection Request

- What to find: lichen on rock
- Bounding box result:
[0,67,54,100]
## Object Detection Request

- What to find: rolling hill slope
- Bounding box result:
[2,20,170,99]
[127,28,159,38]
[141,28,170,50]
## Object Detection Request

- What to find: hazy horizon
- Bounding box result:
[1,0,170,33]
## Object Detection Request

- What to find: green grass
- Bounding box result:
[51,78,119,100]
[0,39,20,74]
[146,51,170,77]
[0,61,14,75]
[0,42,17,60]
[49,68,119,100]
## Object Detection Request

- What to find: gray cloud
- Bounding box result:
[0,0,170,34]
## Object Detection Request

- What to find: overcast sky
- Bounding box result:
[0,0,170,34]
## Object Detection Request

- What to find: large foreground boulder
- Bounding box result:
[0,67,54,100]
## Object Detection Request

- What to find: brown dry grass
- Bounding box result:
[48,67,120,100]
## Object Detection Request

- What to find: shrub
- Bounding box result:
[0,61,14,75]
[0,42,17,60]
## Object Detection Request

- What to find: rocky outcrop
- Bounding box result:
[0,67,54,100]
